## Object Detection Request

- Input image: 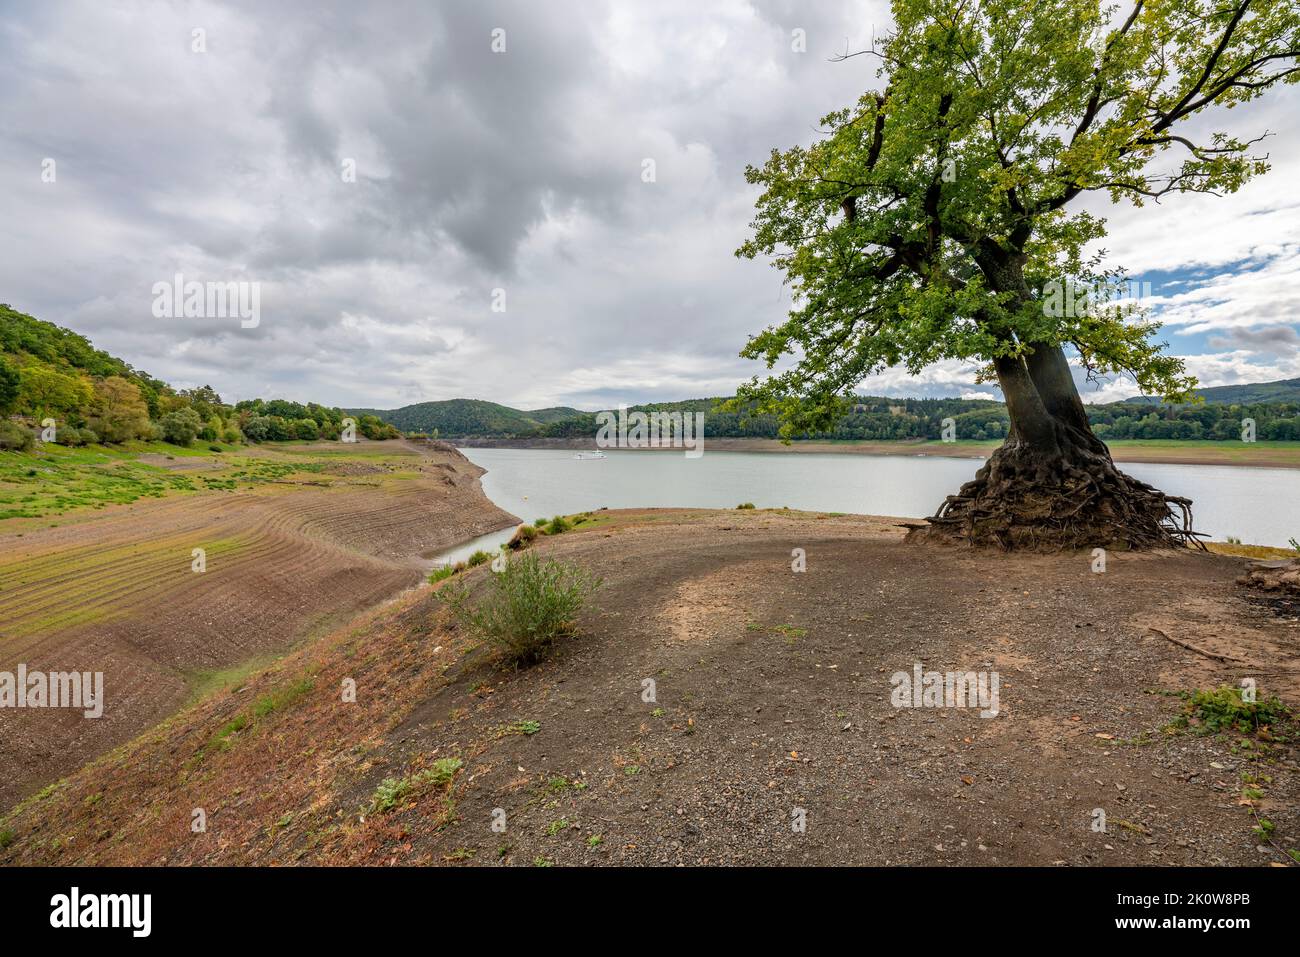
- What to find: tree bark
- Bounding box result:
[906,247,1201,550]
[1024,343,1107,454]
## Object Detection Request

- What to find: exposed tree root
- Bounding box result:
[906,438,1206,551]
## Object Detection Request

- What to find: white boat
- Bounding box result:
[573,450,607,460]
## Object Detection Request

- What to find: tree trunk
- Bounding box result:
[906,256,1201,549]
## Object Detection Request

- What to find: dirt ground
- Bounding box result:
[4,508,1296,866]
[0,441,515,809]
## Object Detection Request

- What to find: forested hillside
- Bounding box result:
[1125,378,1300,405]
[349,399,584,436]
[0,305,398,450]
[369,391,1300,442]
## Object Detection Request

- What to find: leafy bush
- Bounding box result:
[736,502,756,509]
[55,424,85,446]
[292,418,320,440]
[0,421,35,451]
[160,407,202,446]
[546,514,572,534]
[241,415,270,442]
[466,550,493,567]
[77,427,99,445]
[439,552,601,665]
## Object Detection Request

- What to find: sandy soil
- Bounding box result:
[0,441,515,809]
[4,509,1296,866]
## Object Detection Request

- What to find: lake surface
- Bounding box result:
[434,447,1300,563]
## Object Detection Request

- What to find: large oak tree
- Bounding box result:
[735,0,1299,548]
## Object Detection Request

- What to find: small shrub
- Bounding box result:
[0,828,14,849]
[160,408,203,446]
[0,422,35,452]
[439,552,601,665]
[55,425,85,446]
[534,517,550,528]
[78,427,99,445]
[466,550,492,567]
[546,515,572,534]
[736,502,756,510]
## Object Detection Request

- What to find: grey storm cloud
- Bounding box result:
[1207,325,1300,354]
[0,0,1295,411]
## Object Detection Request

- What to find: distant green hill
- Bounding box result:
[522,406,589,424]
[349,398,587,436]
[365,384,1300,443]
[1124,377,1300,405]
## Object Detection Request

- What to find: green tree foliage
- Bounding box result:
[0,421,35,451]
[88,376,151,443]
[364,399,584,436]
[0,357,19,415]
[729,0,1300,439]
[159,407,203,446]
[2,306,367,448]
[17,366,93,419]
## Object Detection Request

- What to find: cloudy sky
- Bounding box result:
[1,0,1297,412]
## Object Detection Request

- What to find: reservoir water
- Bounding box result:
[434,446,1300,563]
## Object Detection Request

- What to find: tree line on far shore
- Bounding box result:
[379,394,1300,443]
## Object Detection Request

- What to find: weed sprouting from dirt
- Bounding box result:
[370,757,464,814]
[1162,686,1292,738]
[494,719,541,738]
[438,552,601,665]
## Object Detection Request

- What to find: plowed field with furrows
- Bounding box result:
[0,440,516,809]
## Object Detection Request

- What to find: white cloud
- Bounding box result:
[0,0,1293,410]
